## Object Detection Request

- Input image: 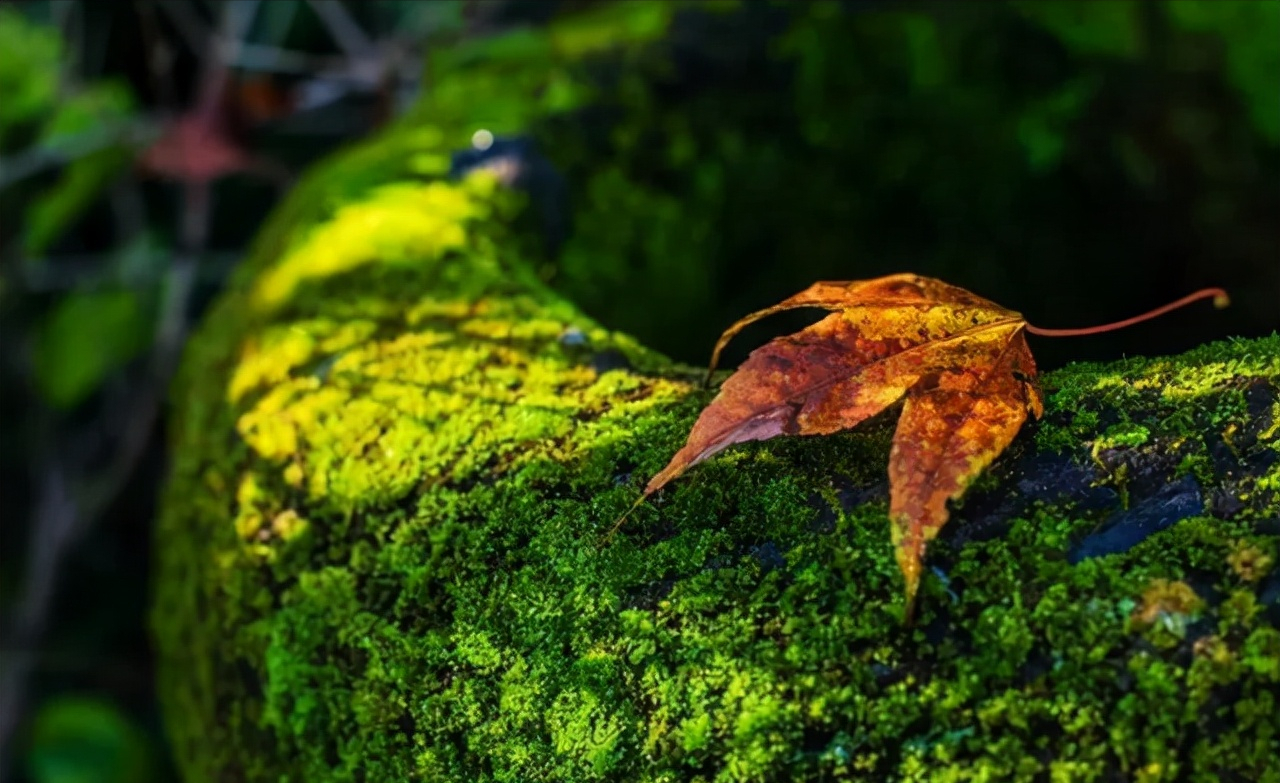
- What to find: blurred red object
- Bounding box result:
[137,112,250,183]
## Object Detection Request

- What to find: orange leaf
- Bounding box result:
[631,275,1227,619]
[641,274,1045,617]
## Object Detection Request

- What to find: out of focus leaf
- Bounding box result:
[548,0,673,57]
[24,696,152,783]
[24,147,133,256]
[37,81,136,147]
[1016,77,1096,173]
[902,15,946,90]
[423,1,675,133]
[1012,0,1143,59]
[0,8,62,145]
[1168,0,1280,143]
[20,81,137,255]
[33,290,151,410]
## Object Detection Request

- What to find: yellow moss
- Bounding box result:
[404,298,479,325]
[228,328,316,404]
[1192,634,1234,665]
[1163,358,1280,403]
[235,511,263,541]
[1227,541,1274,583]
[235,472,267,508]
[282,462,304,488]
[1128,579,1205,647]
[1256,468,1280,493]
[250,174,503,313]
[270,509,308,541]
[1261,403,1280,441]
[235,381,313,459]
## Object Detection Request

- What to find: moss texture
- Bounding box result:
[154,3,1280,781]
[154,165,1280,781]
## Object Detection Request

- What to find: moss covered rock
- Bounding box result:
[154,3,1280,781]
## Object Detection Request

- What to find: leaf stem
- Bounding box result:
[1025,287,1229,338]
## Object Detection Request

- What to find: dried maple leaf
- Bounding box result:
[633,273,1228,618]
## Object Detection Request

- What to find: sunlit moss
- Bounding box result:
[153,3,1280,782]
[156,172,1280,777]
[250,176,500,313]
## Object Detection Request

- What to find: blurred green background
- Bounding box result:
[0,1,1275,781]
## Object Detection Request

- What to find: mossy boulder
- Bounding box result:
[154,3,1280,781]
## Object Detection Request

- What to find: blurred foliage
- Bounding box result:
[0,8,63,145]
[0,8,139,255]
[24,82,138,257]
[0,6,145,411]
[420,0,684,134]
[1166,0,1280,141]
[32,289,150,410]
[24,697,153,783]
[1013,0,1145,58]
[0,3,457,783]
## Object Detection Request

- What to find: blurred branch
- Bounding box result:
[81,2,112,78]
[0,0,240,771]
[49,0,80,74]
[107,178,146,241]
[0,463,76,779]
[231,41,343,75]
[307,0,374,58]
[0,235,200,777]
[16,252,240,291]
[0,0,404,765]
[135,0,178,108]
[153,0,208,62]
[204,0,262,117]
[0,118,160,189]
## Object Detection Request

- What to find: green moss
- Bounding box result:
[1095,422,1152,451]
[154,137,1280,779]
[154,4,1280,782]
